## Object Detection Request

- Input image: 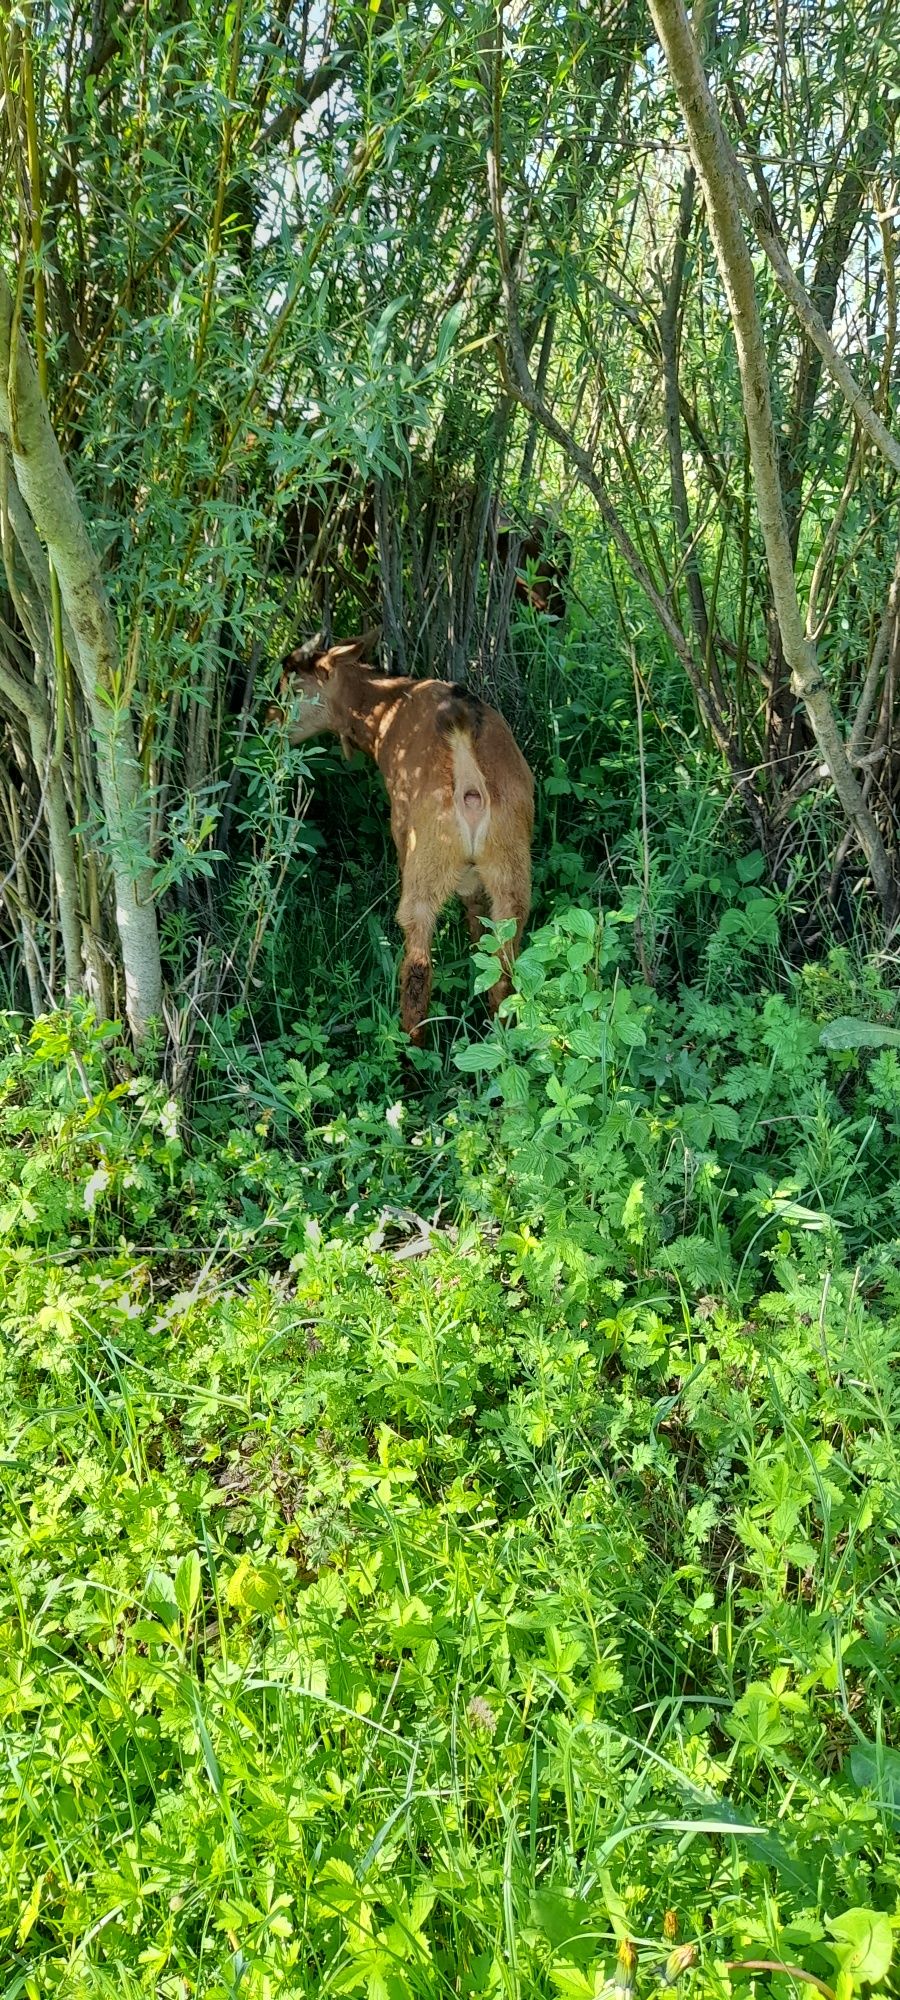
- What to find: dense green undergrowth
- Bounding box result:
[2,913,900,1999]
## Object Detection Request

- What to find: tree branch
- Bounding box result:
[486,89,771,852]
[648,0,898,921]
[720,88,900,480]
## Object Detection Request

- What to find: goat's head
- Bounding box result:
[265,630,379,742]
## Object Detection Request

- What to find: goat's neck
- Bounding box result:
[334,670,409,760]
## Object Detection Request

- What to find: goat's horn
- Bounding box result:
[284,630,325,667]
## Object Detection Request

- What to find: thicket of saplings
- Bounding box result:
[3,573,900,2000]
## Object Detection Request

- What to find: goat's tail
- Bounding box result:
[437,688,491,859]
[435,685,485,739]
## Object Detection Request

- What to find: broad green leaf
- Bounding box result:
[820,1017,900,1051]
[613,1015,646,1048]
[548,1965,597,1999]
[558,907,596,941]
[827,1908,893,1984]
[226,1556,282,1614]
[498,1064,531,1105]
[17,1876,43,1947]
[453,1042,505,1073]
[530,1889,587,1948]
[145,1567,180,1629]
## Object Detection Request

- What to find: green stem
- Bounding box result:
[725,1960,836,2000]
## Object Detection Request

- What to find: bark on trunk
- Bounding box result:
[0,269,163,1035]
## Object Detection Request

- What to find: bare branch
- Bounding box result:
[486,44,771,850]
[720,87,900,480]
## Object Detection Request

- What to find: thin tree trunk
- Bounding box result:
[0,269,163,1036]
[660,168,713,664]
[750,122,884,772]
[31,713,84,993]
[0,653,84,994]
[3,784,43,1016]
[782,137,887,554]
[647,0,898,922]
[850,551,900,764]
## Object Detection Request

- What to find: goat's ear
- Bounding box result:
[322,627,381,671]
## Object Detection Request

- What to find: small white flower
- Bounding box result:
[467,1695,497,1735]
[385,1101,405,1130]
[159,1098,179,1143]
[83,1166,110,1214]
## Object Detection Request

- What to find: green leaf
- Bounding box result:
[548,1966,596,1999]
[174,1550,201,1620]
[131,1618,177,1646]
[226,1556,282,1614]
[16,1875,43,1947]
[530,1889,589,1950]
[826,1909,893,1984]
[145,1567,180,1629]
[820,1017,900,1051]
[498,1064,531,1106]
[453,1042,505,1073]
[849,1742,900,1824]
[558,907,596,941]
[613,1015,646,1049]
[370,296,408,363]
[568,1024,609,1059]
[435,300,466,367]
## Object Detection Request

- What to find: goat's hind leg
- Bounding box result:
[397,878,442,1048]
[396,837,463,1046]
[460,882,490,947]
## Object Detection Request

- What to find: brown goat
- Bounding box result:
[269,636,534,1044]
